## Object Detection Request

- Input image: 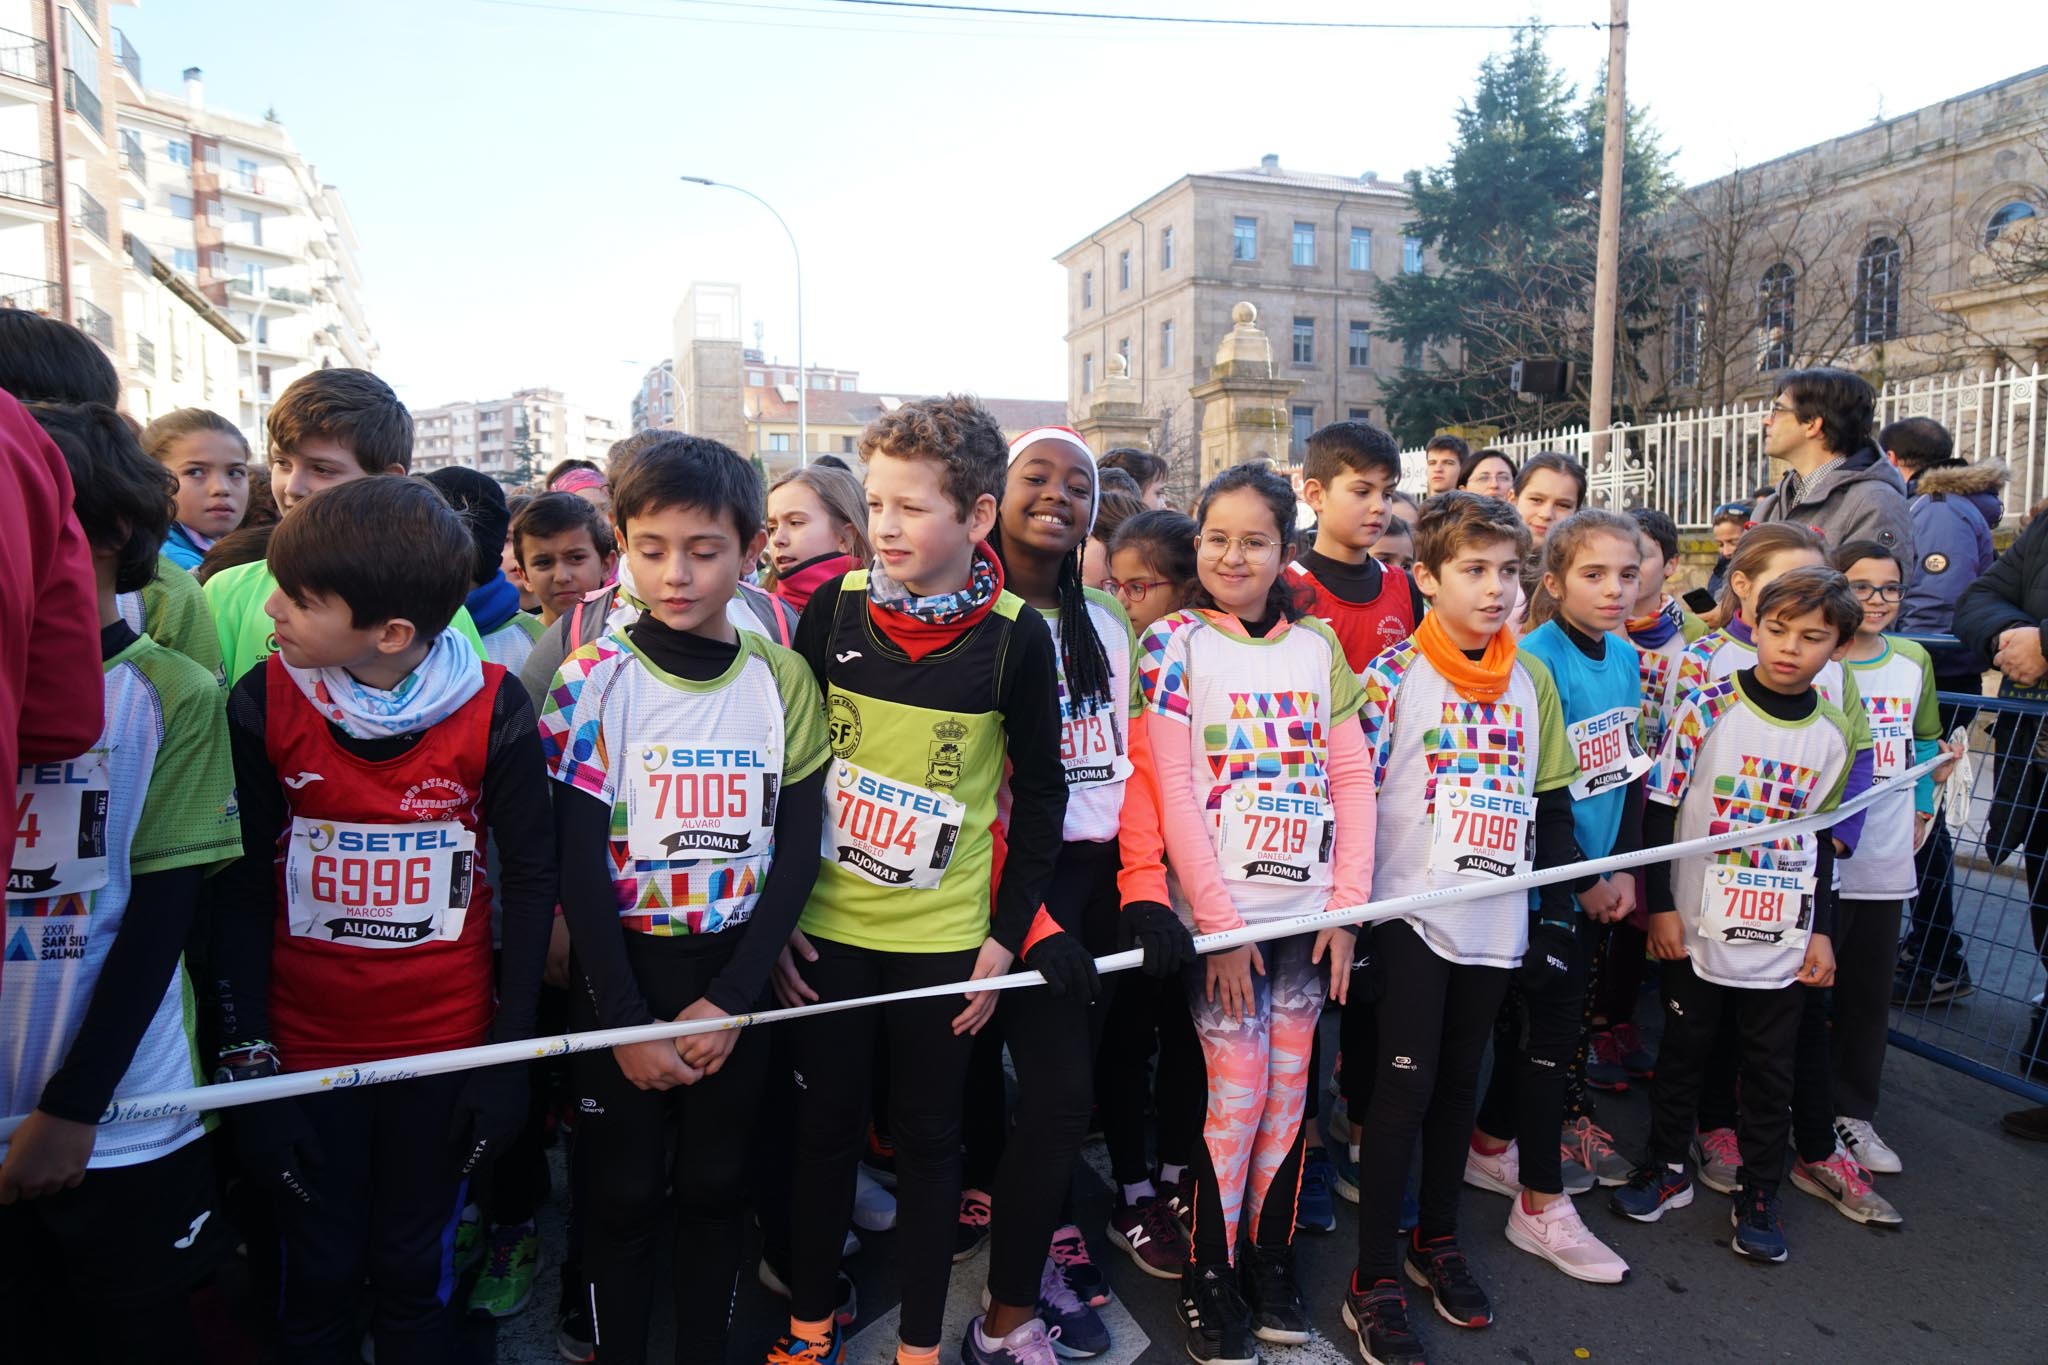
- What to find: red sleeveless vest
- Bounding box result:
[1287,561,1419,673]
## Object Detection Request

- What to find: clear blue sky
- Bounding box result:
[119,0,2046,425]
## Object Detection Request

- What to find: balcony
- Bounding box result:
[74,296,112,348]
[112,28,140,88]
[73,0,98,23]
[136,334,155,377]
[74,185,107,243]
[0,271,55,311]
[120,129,145,183]
[0,149,54,207]
[0,26,49,87]
[63,70,101,136]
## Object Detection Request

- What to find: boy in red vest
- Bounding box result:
[211,477,556,1363]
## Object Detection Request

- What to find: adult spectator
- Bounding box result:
[0,390,105,884]
[1100,447,1168,508]
[1886,418,2006,693]
[1751,367,1914,563]
[1422,433,1469,497]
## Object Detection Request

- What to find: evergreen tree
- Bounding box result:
[1375,30,1678,446]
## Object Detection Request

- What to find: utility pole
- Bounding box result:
[1588,0,1628,467]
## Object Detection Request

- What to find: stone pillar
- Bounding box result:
[1072,353,1159,454]
[1186,303,1301,484]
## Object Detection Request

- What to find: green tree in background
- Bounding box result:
[1375,29,1679,447]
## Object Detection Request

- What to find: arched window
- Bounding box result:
[1757,263,1795,372]
[1672,286,1702,387]
[1986,200,2038,247]
[1855,237,1901,345]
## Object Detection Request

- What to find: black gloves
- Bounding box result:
[446,1063,529,1179]
[1024,930,1101,1002]
[1122,901,1195,979]
[233,1097,322,1206]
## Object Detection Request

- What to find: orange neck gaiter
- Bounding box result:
[1413,608,1517,703]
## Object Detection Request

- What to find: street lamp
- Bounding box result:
[679,175,806,466]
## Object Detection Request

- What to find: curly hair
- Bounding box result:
[858,394,1007,522]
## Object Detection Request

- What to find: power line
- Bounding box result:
[818,0,1594,31]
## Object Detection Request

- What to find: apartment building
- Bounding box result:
[1058,155,1425,464]
[630,357,675,432]
[413,387,619,483]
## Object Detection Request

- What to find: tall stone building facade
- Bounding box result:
[1057,156,1424,475]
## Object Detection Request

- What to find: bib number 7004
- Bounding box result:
[833,787,922,858]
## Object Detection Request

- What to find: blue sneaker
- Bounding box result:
[1329,1145,1361,1204]
[1730,1184,1790,1263]
[961,1314,1061,1365]
[1609,1163,1695,1222]
[1399,1178,1420,1233]
[1297,1147,1337,1232]
[766,1320,844,1365]
[1036,1255,1109,1358]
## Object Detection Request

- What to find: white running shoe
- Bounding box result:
[1463,1139,1520,1196]
[1834,1116,1901,1174]
[1791,1146,1903,1227]
[1504,1192,1630,1284]
[853,1166,898,1232]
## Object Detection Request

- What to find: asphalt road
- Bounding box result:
[486,1012,2048,1365]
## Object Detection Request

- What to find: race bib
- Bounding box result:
[284,818,475,949]
[625,742,781,861]
[1566,706,1652,801]
[8,750,112,900]
[1699,860,1814,948]
[1216,784,1333,884]
[1060,705,1131,790]
[823,760,964,890]
[1867,699,1912,780]
[1429,786,1534,879]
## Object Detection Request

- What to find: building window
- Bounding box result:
[748,370,765,385]
[1347,321,1370,369]
[1757,262,1796,371]
[170,193,193,219]
[1985,200,2037,247]
[1291,405,1315,456]
[1081,270,1093,308]
[1118,249,1131,291]
[1160,226,1175,270]
[1291,317,1314,365]
[167,139,190,167]
[1160,318,1176,369]
[1348,408,1371,422]
[1403,337,1423,370]
[1672,286,1702,387]
[1233,216,1257,261]
[768,433,791,452]
[1402,236,1424,274]
[1118,336,1130,369]
[839,377,854,391]
[172,247,196,274]
[841,435,856,453]
[1292,221,1315,267]
[1855,238,1901,345]
[810,373,832,389]
[1082,353,1094,394]
[1349,227,1373,272]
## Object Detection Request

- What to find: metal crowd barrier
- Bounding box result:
[1889,635,2048,1105]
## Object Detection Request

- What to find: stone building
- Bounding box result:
[1650,65,2048,406]
[412,388,618,484]
[1056,155,1423,472]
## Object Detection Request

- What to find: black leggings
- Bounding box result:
[1646,961,1801,1188]
[571,934,770,1365]
[1832,897,1902,1122]
[1473,912,1588,1195]
[1096,969,1205,1184]
[790,936,980,1349]
[1353,921,1510,1280]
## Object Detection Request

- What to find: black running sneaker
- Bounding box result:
[1239,1244,1310,1345]
[1340,1274,1426,1365]
[1402,1234,1491,1329]
[1177,1262,1257,1365]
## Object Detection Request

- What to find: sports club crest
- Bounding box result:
[926,718,968,792]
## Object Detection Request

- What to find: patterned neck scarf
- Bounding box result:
[867,544,999,626]
[286,629,486,740]
[1627,595,1684,648]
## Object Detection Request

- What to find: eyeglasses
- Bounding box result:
[1766,401,1798,417]
[1848,582,1903,603]
[1197,533,1280,564]
[1103,576,1175,603]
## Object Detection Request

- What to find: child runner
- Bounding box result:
[141,407,249,571]
[211,477,555,1361]
[1286,420,1423,1233]
[1508,453,1585,559]
[1098,509,1205,1275]
[542,437,829,1364]
[510,491,618,633]
[424,467,544,672]
[1611,567,1862,1265]
[0,403,240,1363]
[962,427,1151,1362]
[766,464,871,614]
[502,492,541,616]
[1343,492,1579,1365]
[1081,487,1146,596]
[1467,509,1642,1284]
[1371,518,1415,572]
[1136,463,1370,1363]
[767,396,1067,1365]
[203,369,484,687]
